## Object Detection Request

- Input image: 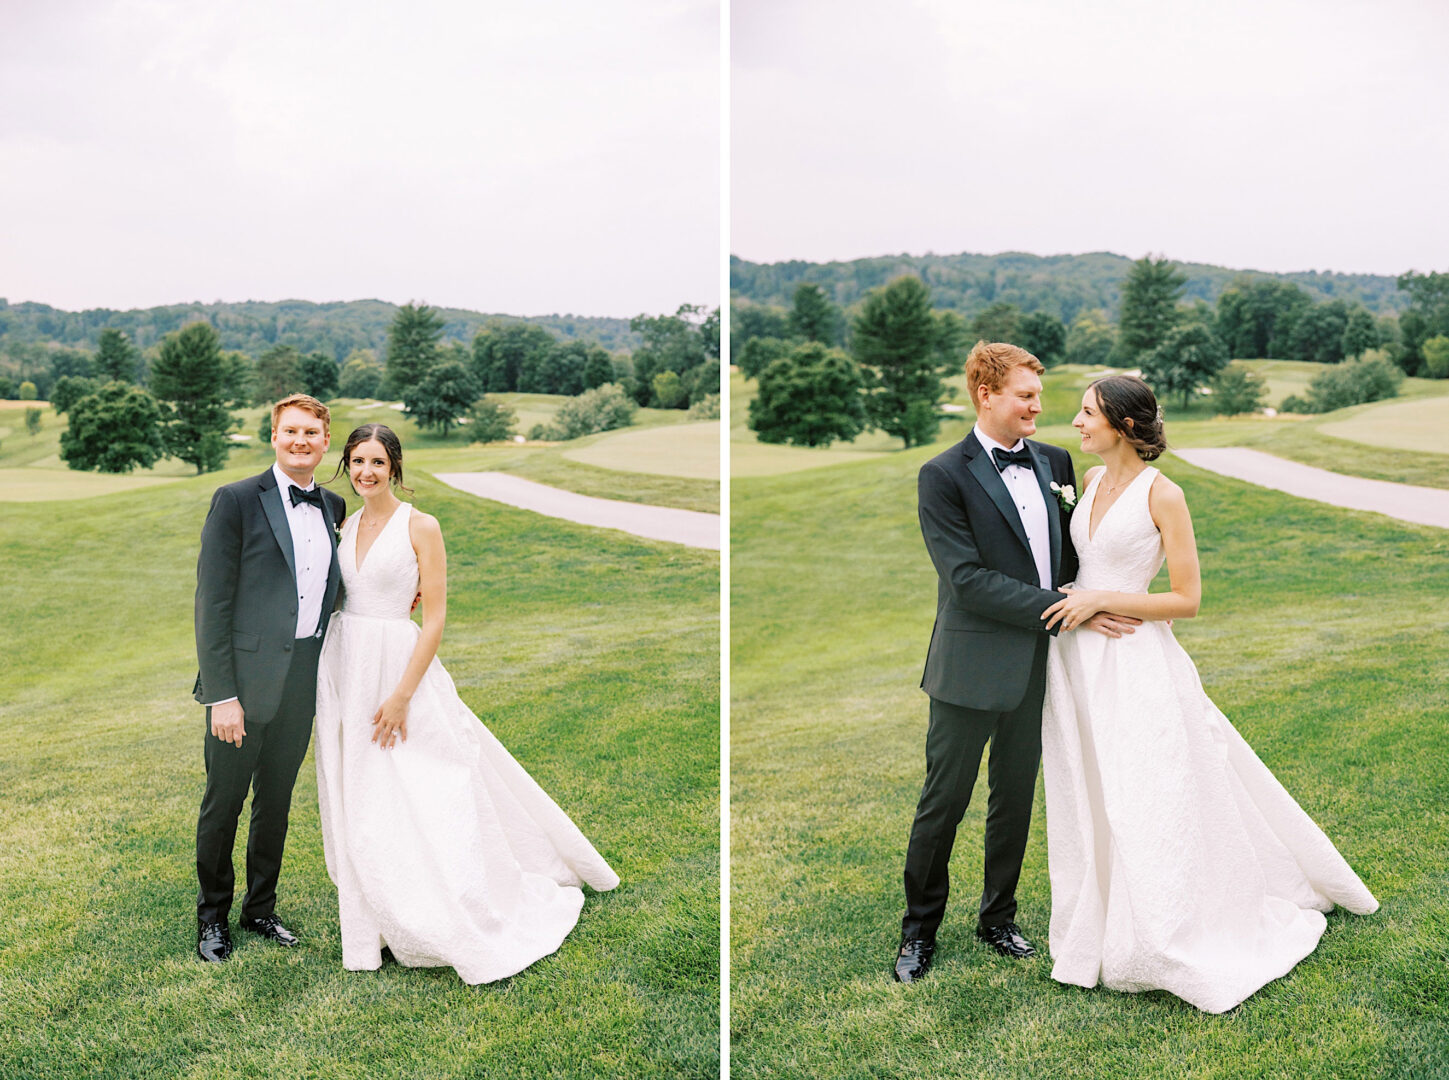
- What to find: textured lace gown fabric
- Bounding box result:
[1042,467,1377,1013]
[315,502,619,984]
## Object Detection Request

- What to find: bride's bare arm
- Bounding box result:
[371,511,448,748]
[1043,474,1201,631]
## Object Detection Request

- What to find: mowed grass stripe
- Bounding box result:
[730,441,1449,1079]
[0,464,720,1080]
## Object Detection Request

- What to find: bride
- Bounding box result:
[1039,375,1376,1013]
[314,423,619,984]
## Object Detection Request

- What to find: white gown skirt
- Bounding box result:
[315,611,620,984]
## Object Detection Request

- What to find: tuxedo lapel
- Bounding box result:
[257,471,298,584]
[1028,443,1063,584]
[964,435,1032,555]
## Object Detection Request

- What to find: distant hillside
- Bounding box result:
[0,298,640,359]
[729,251,1409,323]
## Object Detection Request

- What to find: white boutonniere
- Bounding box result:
[1050,481,1077,512]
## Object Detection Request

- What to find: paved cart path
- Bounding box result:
[433,472,720,550]
[1172,448,1449,529]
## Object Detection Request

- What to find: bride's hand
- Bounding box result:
[1042,588,1109,632]
[371,694,410,749]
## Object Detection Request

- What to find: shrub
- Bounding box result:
[1209,363,1268,416]
[25,407,43,435]
[19,380,37,400]
[1422,335,1449,379]
[687,393,720,420]
[531,383,637,441]
[1279,394,1312,414]
[1304,352,1404,413]
[467,396,518,443]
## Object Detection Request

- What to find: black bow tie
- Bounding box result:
[289,484,323,509]
[992,446,1033,472]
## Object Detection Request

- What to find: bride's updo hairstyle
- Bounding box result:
[1088,375,1168,461]
[334,423,414,496]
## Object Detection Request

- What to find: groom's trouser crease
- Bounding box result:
[902,639,1047,942]
[196,635,321,925]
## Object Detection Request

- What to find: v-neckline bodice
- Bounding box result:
[353,501,407,573]
[1085,467,1155,544]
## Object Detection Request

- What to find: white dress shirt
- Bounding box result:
[272,463,332,639]
[974,425,1052,590]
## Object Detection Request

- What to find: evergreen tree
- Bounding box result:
[386,302,444,398]
[94,328,139,382]
[852,276,961,448]
[59,382,167,473]
[968,301,1020,344]
[789,283,843,345]
[748,343,867,448]
[300,351,340,400]
[148,322,236,473]
[405,359,477,437]
[1118,256,1187,359]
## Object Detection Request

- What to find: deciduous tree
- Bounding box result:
[59,382,167,473]
[748,342,867,448]
[1140,323,1228,410]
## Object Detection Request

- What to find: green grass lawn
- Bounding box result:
[729,438,1449,1079]
[0,463,720,1079]
[562,421,721,481]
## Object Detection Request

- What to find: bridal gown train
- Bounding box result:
[315,501,619,984]
[1041,467,1376,1013]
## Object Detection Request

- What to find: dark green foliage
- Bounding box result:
[58,382,166,472]
[686,358,720,406]
[749,342,867,448]
[789,283,844,345]
[731,300,791,350]
[251,344,305,405]
[1422,335,1449,379]
[1118,256,1187,359]
[1341,306,1379,359]
[0,375,14,398]
[736,336,790,380]
[48,347,93,382]
[49,375,100,414]
[338,348,383,398]
[968,300,1020,344]
[1065,311,1116,367]
[628,304,717,408]
[1303,352,1404,412]
[1288,300,1351,365]
[530,383,637,440]
[471,320,557,393]
[94,328,138,382]
[300,351,339,400]
[466,395,518,443]
[1209,363,1269,416]
[852,276,962,448]
[24,407,42,435]
[385,302,444,398]
[730,251,1409,322]
[1395,271,1449,374]
[582,346,615,390]
[1140,323,1229,409]
[404,358,477,437]
[148,322,236,474]
[1018,311,1067,365]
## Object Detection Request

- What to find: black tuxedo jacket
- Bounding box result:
[193,468,346,725]
[918,432,1079,713]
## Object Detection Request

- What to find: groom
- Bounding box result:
[192,394,346,962]
[894,342,1136,982]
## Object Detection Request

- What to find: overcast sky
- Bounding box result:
[1,0,719,317]
[733,0,1448,277]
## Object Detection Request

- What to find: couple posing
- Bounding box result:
[192,394,618,983]
[896,343,1377,1013]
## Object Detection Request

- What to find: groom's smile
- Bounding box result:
[272,405,331,485]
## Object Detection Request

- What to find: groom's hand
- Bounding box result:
[210,700,246,747]
[1082,612,1142,638]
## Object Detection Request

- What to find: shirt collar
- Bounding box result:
[973,425,1025,459]
[273,462,316,495]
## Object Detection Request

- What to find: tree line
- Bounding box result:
[738,260,1449,448]
[42,301,719,474]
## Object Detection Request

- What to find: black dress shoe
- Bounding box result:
[893,937,936,983]
[976,921,1035,958]
[197,921,232,962]
[239,914,299,947]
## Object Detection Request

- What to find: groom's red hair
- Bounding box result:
[270,393,331,434]
[966,341,1043,411]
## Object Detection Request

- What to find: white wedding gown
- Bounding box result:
[1041,467,1377,1013]
[314,501,619,984]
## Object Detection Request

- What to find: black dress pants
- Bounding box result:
[901,636,1048,942]
[196,635,321,924]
